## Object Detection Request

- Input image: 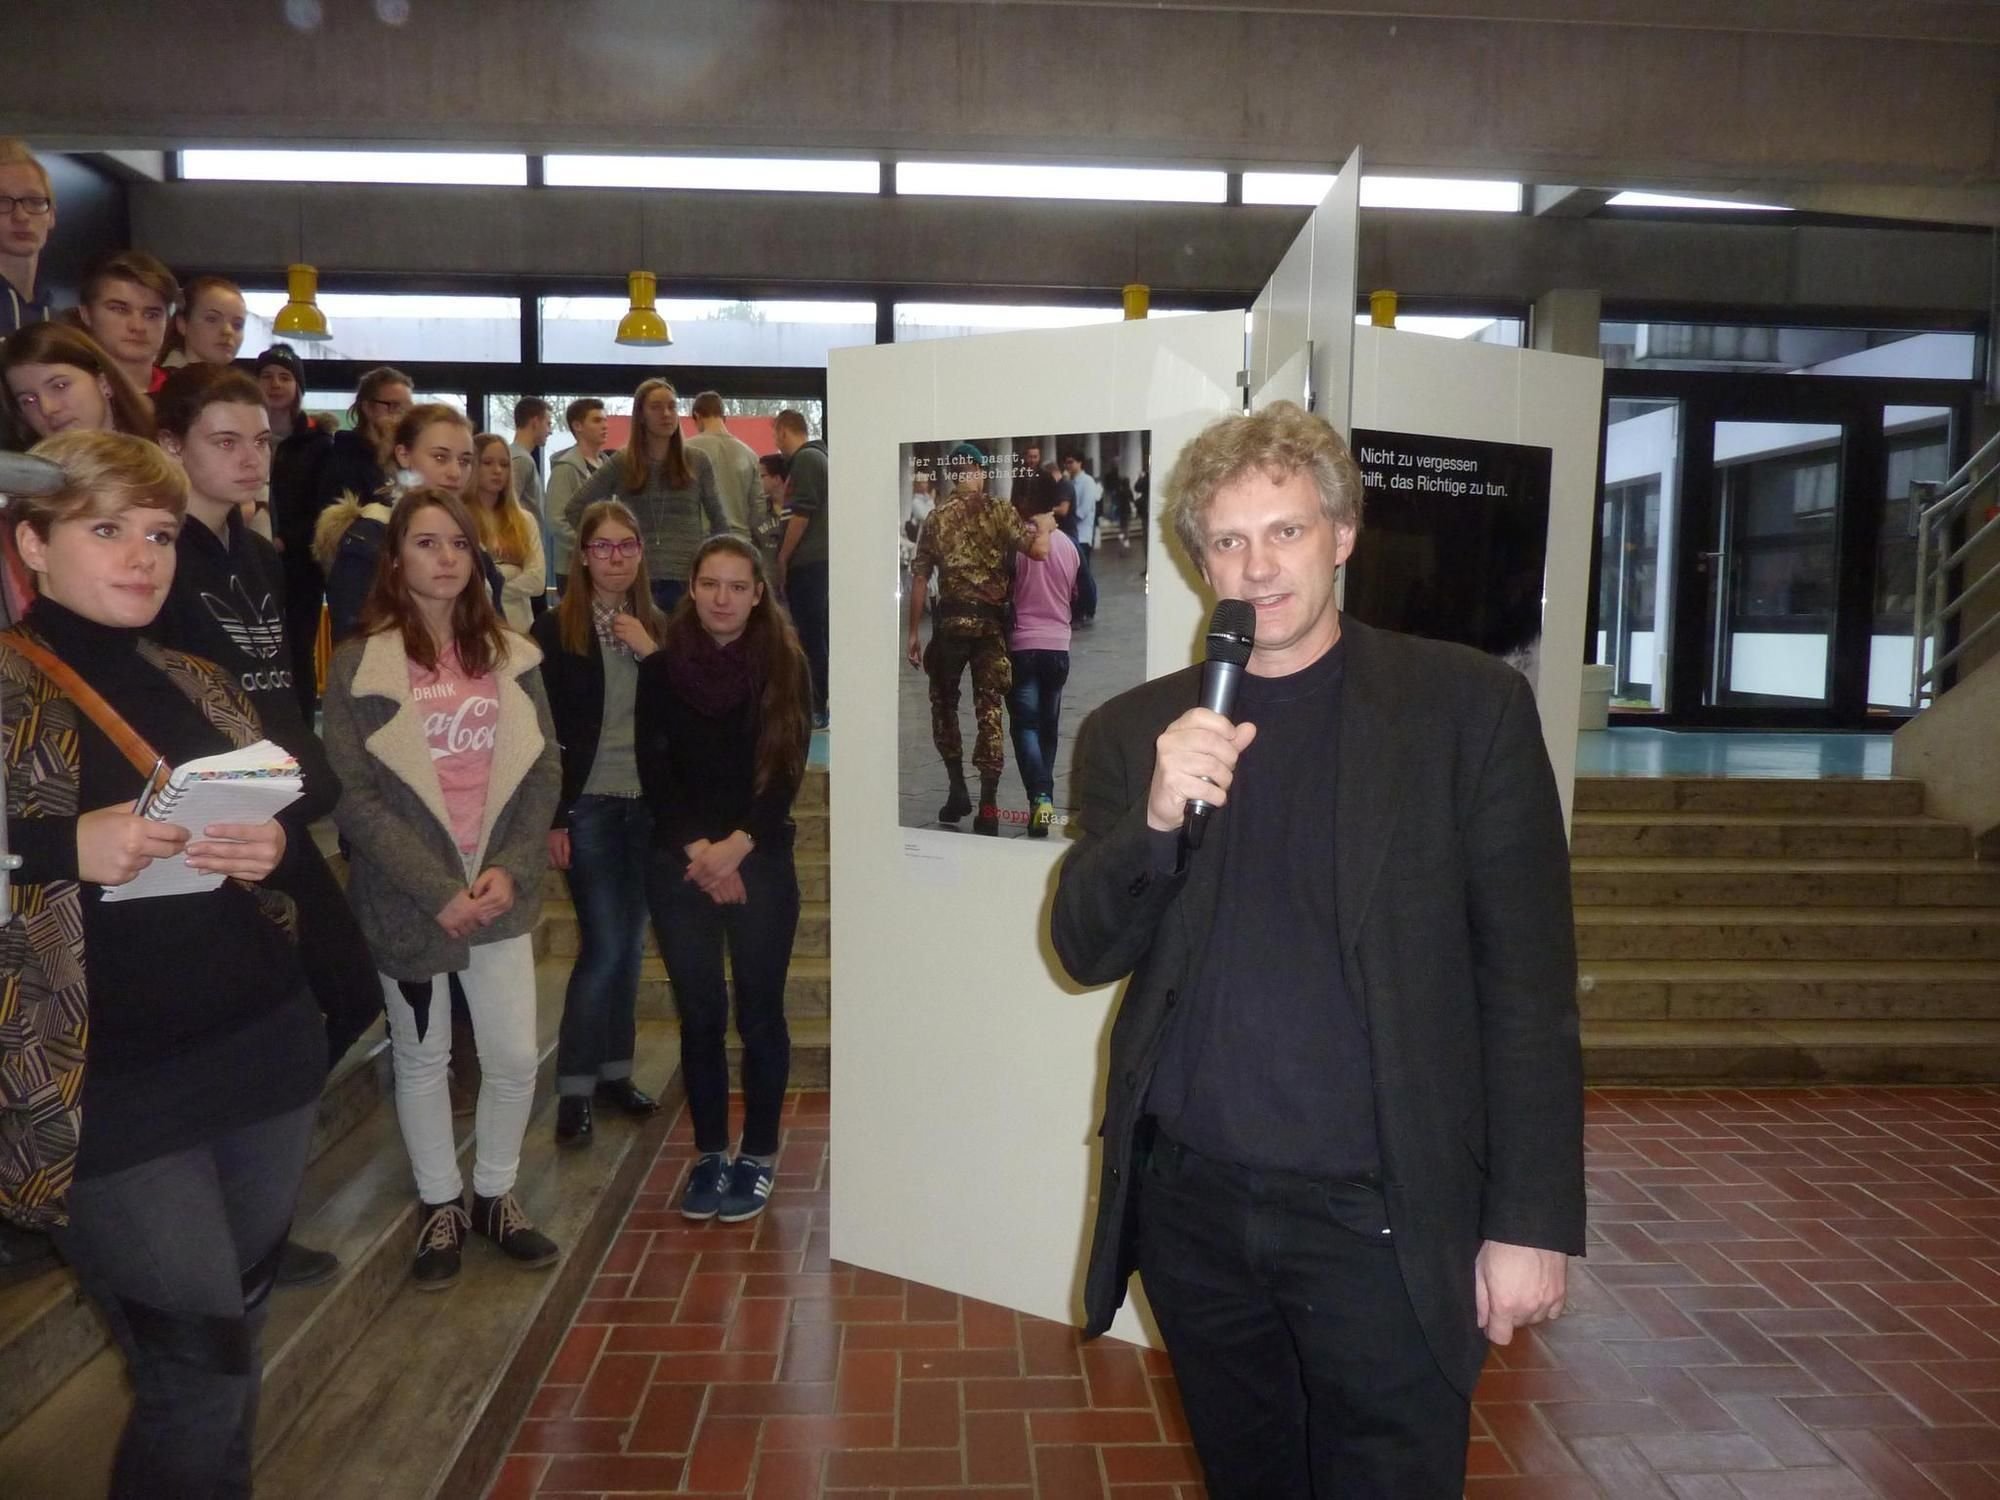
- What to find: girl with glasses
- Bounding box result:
[531,501,669,1145]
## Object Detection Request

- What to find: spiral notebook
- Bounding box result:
[98,739,304,902]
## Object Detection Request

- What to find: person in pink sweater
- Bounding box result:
[1005,469,1081,838]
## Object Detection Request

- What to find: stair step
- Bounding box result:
[536,898,831,962]
[0,1022,394,1442]
[1578,960,2000,1022]
[1583,1019,2000,1084]
[1574,776,1926,817]
[0,974,649,1493]
[1571,857,2000,908]
[1572,812,1970,861]
[795,766,827,812]
[1574,906,2000,962]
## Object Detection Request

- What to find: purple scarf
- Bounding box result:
[665,628,759,718]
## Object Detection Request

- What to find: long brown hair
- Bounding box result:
[555,499,667,657]
[662,534,811,795]
[1,321,156,442]
[356,487,511,677]
[468,432,535,566]
[618,377,693,493]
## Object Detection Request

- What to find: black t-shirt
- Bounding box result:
[23,599,322,1178]
[1146,636,1381,1178]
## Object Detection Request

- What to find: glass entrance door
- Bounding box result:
[1591,369,1973,728]
[1699,419,1844,709]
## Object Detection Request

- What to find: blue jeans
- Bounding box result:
[645,835,799,1157]
[556,795,653,1096]
[1073,541,1098,622]
[1006,648,1070,801]
[651,577,686,613]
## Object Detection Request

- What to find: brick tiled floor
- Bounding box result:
[498,1086,2000,1498]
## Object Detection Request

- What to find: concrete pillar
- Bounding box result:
[1531,289,1603,359]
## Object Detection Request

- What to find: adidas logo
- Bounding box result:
[200,576,286,661]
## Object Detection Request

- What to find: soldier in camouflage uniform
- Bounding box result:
[906,443,1055,835]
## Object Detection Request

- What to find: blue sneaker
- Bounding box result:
[718,1158,776,1223]
[681,1153,729,1221]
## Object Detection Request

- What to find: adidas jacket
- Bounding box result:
[152,508,341,822]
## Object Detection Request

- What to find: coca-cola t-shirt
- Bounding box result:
[410,645,499,856]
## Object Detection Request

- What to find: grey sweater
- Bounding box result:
[565,446,727,588]
[323,628,561,980]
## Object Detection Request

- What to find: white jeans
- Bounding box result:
[380,933,539,1204]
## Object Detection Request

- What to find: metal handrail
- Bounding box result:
[1912,436,2000,706]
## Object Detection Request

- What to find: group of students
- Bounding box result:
[0,371,816,1495]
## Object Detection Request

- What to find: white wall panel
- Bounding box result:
[826,312,1242,1342]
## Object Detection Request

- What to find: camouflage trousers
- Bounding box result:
[924,620,1012,776]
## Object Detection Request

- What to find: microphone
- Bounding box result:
[0,453,64,499]
[1183,597,1256,850]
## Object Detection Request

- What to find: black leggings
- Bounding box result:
[51,1101,317,1500]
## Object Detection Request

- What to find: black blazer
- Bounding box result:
[1051,616,1584,1396]
[529,611,604,830]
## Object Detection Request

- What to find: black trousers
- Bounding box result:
[644,838,799,1157]
[788,560,830,718]
[52,1101,318,1500]
[1136,1129,1472,1499]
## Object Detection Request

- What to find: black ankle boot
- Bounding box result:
[413,1197,468,1291]
[594,1078,660,1117]
[472,1192,560,1269]
[938,772,972,824]
[556,1095,593,1146]
[277,1238,339,1287]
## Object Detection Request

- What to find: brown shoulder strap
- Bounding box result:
[0,633,165,780]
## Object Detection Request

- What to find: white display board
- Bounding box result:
[1249,148,1360,422]
[1349,324,1605,825]
[827,312,1244,1342]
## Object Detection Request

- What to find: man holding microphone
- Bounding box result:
[1052,401,1584,1498]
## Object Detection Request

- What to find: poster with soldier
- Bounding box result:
[898,431,1150,840]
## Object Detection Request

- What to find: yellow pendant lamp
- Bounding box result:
[272,263,331,342]
[615,270,673,347]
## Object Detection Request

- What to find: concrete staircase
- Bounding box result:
[1574,775,2000,1082]
[0,767,829,1499]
